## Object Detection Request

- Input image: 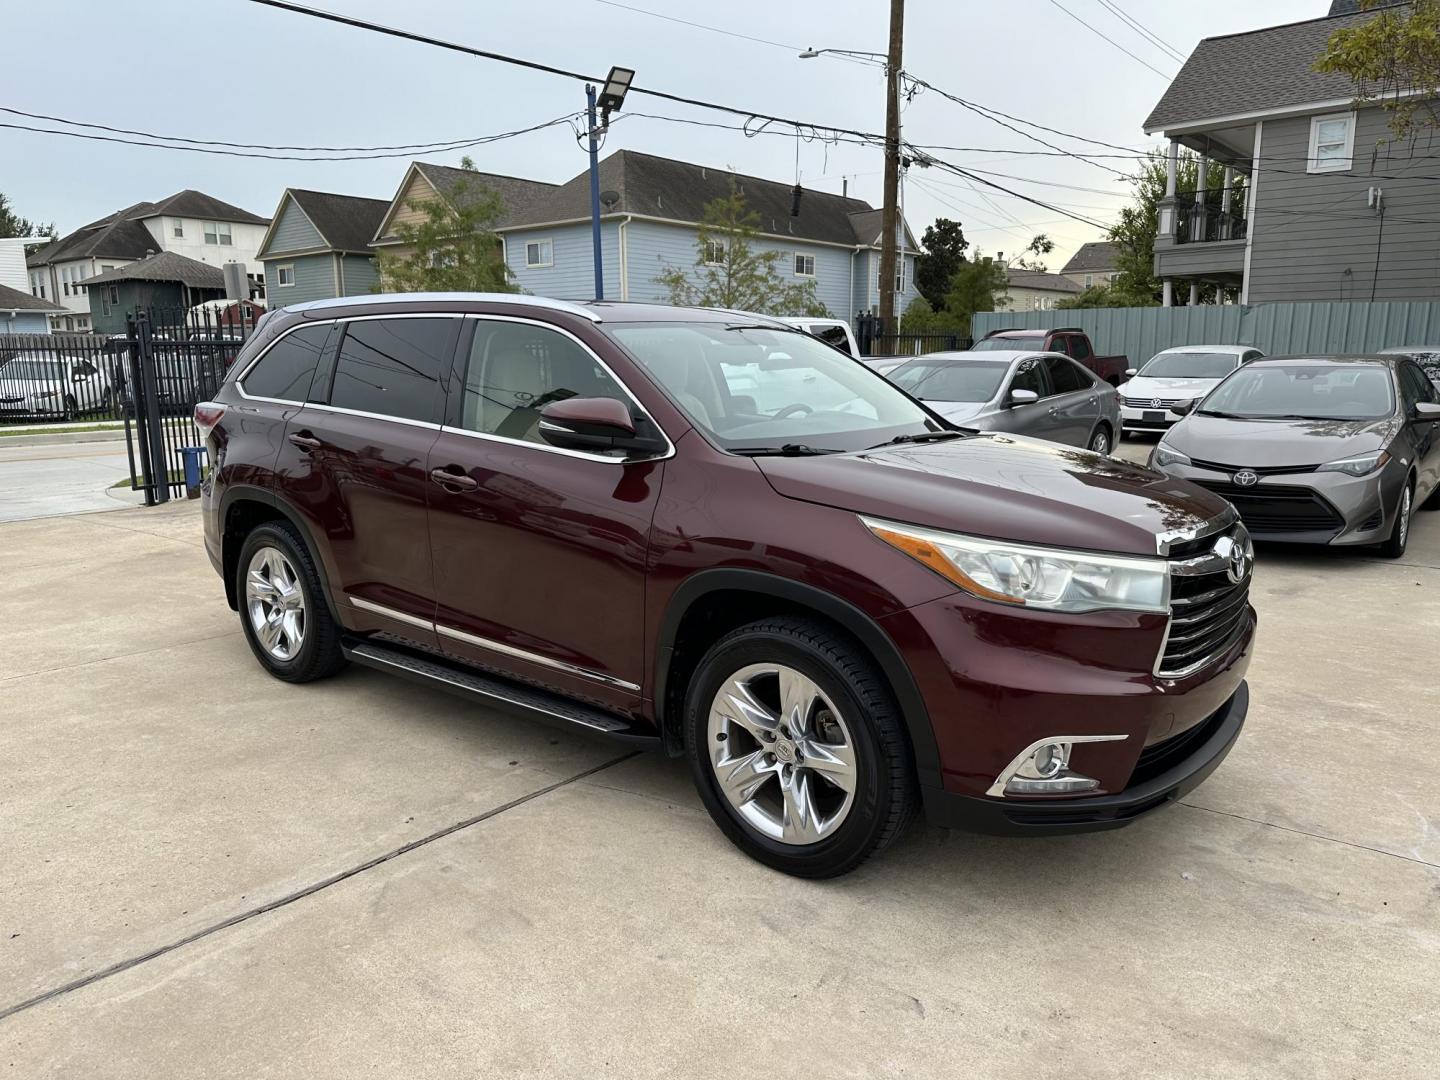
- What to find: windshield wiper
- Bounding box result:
[867,429,970,449]
[1195,409,1247,418]
[1256,414,1364,422]
[729,443,841,457]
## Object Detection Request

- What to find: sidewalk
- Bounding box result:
[0,437,139,522]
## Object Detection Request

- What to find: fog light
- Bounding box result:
[987,735,1128,798]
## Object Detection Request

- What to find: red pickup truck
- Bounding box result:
[973,327,1129,386]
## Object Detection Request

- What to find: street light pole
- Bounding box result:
[586,83,604,300]
[878,0,905,330]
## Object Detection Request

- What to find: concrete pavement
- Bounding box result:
[0,437,137,522]
[2,500,1438,1078]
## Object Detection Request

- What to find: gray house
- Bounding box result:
[0,283,64,334]
[258,189,390,305]
[1144,1,1439,305]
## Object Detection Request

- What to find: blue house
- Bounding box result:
[0,283,63,334]
[258,189,389,306]
[370,150,919,323]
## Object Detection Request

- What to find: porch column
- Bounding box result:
[1193,153,1209,241]
[1158,140,1179,239]
[1189,281,1199,306]
[1220,166,1235,239]
[1163,279,1174,307]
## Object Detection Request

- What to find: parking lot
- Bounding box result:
[3,453,1439,1078]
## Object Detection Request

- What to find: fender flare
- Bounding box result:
[654,568,942,790]
[218,484,342,623]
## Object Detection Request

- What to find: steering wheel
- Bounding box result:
[771,402,814,420]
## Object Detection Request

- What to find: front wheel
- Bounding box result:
[1377,481,1413,559]
[684,617,917,878]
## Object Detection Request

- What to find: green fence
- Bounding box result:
[972,302,1440,368]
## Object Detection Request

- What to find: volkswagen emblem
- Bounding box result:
[1212,532,1253,584]
[1150,398,1162,409]
[1233,469,1259,487]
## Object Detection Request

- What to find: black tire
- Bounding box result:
[1087,423,1112,455]
[684,617,917,878]
[63,395,77,422]
[1377,480,1414,559]
[1420,480,1440,511]
[235,520,346,682]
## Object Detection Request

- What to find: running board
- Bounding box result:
[343,639,659,746]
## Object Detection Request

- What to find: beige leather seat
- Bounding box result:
[477,348,546,439]
[640,341,722,429]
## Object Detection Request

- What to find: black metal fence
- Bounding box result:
[855,313,970,357]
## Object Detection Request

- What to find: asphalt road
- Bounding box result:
[0,437,136,523]
[2,493,1438,1078]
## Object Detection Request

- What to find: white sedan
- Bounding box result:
[1118,345,1264,434]
[0,353,116,421]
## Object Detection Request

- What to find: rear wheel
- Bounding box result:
[1378,481,1413,559]
[684,617,917,878]
[236,521,346,682]
[1087,424,1112,455]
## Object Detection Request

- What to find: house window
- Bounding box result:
[1084,274,1094,288]
[276,265,295,287]
[102,265,115,273]
[1308,112,1355,173]
[525,239,554,268]
[794,253,816,277]
[61,268,70,297]
[173,221,184,238]
[877,257,907,294]
[204,221,233,246]
[703,238,726,265]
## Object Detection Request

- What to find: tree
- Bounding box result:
[1055,284,1137,309]
[654,181,828,315]
[900,296,967,334]
[374,157,516,293]
[0,193,55,250]
[913,218,968,309]
[1316,0,1440,142]
[942,252,1010,335]
[1009,233,1055,272]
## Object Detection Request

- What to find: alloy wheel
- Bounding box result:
[707,663,857,846]
[245,546,306,661]
[1089,428,1110,454]
[1399,485,1412,547]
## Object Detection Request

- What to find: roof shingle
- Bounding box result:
[1006,268,1082,293]
[0,282,64,312]
[1059,241,1117,274]
[76,251,225,289]
[282,189,390,253]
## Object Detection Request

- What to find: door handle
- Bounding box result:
[287,431,321,452]
[430,466,478,492]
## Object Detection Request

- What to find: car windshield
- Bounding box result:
[888,357,1008,402]
[1198,364,1395,420]
[1140,351,1240,379]
[607,322,939,452]
[972,336,1042,352]
[1,359,66,381]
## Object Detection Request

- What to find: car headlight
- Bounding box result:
[862,517,1169,613]
[1152,443,1191,468]
[35,390,57,400]
[1317,449,1389,477]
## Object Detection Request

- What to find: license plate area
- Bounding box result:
[1143,410,1166,422]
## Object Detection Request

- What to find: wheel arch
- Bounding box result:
[653,569,941,791]
[219,485,340,622]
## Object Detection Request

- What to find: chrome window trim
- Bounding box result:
[442,312,675,465]
[286,292,603,322]
[347,594,640,693]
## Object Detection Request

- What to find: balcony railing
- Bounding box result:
[1174,191,1247,245]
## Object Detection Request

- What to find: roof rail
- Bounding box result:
[285,292,603,323]
[981,327,1022,336]
[1052,326,1084,334]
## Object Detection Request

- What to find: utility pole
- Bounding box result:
[586,84,604,300]
[878,0,905,330]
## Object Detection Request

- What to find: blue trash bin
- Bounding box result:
[180,445,207,500]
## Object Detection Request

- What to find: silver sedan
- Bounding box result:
[883,349,1122,453]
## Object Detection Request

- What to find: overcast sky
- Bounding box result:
[4,0,1323,268]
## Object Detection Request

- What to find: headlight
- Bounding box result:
[1152,443,1191,468]
[862,517,1169,613]
[35,390,57,400]
[1317,449,1389,477]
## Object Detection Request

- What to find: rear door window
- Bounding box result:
[1043,355,1090,394]
[328,317,457,423]
[240,324,333,402]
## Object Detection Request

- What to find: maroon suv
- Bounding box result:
[198,293,1255,877]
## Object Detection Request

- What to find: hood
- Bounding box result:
[1164,414,1399,468]
[754,433,1230,557]
[923,399,989,425]
[1120,375,1224,398]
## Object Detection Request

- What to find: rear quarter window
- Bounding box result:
[239,324,333,402]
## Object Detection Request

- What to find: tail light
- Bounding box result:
[194,401,226,439]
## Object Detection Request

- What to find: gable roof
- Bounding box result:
[372,162,559,243]
[1143,6,1407,132]
[76,251,225,290]
[1005,268,1082,293]
[0,282,63,312]
[261,189,390,257]
[28,190,269,267]
[1060,241,1117,274]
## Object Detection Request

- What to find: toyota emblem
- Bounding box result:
[1233,469,1259,487]
[1212,532,1253,584]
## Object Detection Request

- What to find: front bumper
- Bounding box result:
[1120,404,1178,431]
[924,684,1247,834]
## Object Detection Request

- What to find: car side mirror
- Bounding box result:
[538,397,666,457]
[1124,368,1138,378]
[1412,401,1440,422]
[1169,398,1197,417]
[1006,388,1039,408]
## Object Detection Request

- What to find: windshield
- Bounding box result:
[0,359,65,381]
[607,323,938,452]
[973,335,1042,352]
[1199,364,1395,420]
[889,357,1008,402]
[1139,351,1240,379]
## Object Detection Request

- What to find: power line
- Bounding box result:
[1043,0,1173,78]
[1091,0,1187,63]
[585,0,874,66]
[915,154,1110,230]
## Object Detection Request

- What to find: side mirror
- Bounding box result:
[537,397,666,457]
[1412,401,1440,422]
[1125,368,1138,378]
[1169,398,1197,417]
[1006,388,1039,408]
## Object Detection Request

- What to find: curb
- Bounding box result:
[0,430,130,448]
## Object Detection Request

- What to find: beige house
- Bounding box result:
[1059,241,1120,290]
[1000,268,1082,311]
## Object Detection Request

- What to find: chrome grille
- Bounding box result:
[1122,396,1182,409]
[1156,523,1253,679]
